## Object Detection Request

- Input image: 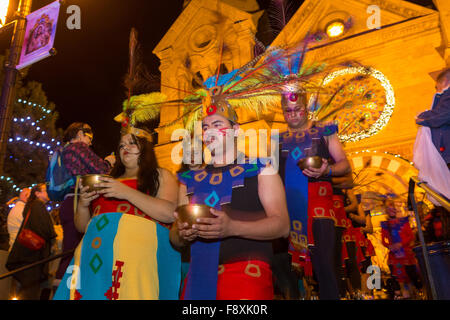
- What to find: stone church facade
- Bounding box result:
[152,0,449,199]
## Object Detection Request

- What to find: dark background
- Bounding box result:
[1,0,185,158]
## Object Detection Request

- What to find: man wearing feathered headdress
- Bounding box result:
[268,42,352,300]
[170,70,290,300]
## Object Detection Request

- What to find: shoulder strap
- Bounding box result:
[22,207,32,229]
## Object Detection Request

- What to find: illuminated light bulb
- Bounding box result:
[326,21,345,38]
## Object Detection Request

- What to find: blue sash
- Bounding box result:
[281,124,337,257]
[178,159,267,299]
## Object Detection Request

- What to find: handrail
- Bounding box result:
[411,176,450,212]
[408,177,440,300]
[0,249,75,281]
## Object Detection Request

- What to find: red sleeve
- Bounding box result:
[400,221,415,247]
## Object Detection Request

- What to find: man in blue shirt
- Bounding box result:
[416,68,450,167]
[415,68,450,241]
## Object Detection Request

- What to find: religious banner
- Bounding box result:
[16,0,60,70]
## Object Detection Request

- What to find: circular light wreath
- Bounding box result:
[318,66,395,143]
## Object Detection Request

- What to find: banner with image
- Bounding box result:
[16,1,61,70]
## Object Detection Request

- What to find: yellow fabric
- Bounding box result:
[111,214,159,299]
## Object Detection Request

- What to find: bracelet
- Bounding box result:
[327,165,332,177]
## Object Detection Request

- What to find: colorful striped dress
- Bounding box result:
[53,179,181,300]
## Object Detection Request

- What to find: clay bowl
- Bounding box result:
[80,174,112,192]
[176,204,215,227]
[297,156,323,171]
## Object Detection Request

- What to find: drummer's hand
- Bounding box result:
[174,211,198,242]
[303,158,329,178]
[95,176,131,200]
[78,182,98,208]
[193,208,232,240]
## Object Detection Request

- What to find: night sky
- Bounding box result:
[2,0,185,158]
[1,0,437,159]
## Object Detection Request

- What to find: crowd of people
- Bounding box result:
[0,54,448,301]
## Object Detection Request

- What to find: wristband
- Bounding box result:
[327,165,332,177]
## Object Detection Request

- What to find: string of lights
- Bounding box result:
[10,98,62,153]
[3,98,61,197]
[2,174,61,211]
[6,197,61,212]
[0,175,37,193]
[17,98,53,115]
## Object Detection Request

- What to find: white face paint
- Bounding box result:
[202,114,236,158]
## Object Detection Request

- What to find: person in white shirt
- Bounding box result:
[7,188,31,250]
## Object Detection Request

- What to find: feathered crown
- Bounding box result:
[114,28,166,143]
[116,6,371,140]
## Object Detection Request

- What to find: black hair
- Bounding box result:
[110,127,160,197]
[26,183,46,205]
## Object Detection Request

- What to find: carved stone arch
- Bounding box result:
[348,150,422,201]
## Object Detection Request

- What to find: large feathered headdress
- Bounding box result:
[115,4,369,140]
[114,28,166,143]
